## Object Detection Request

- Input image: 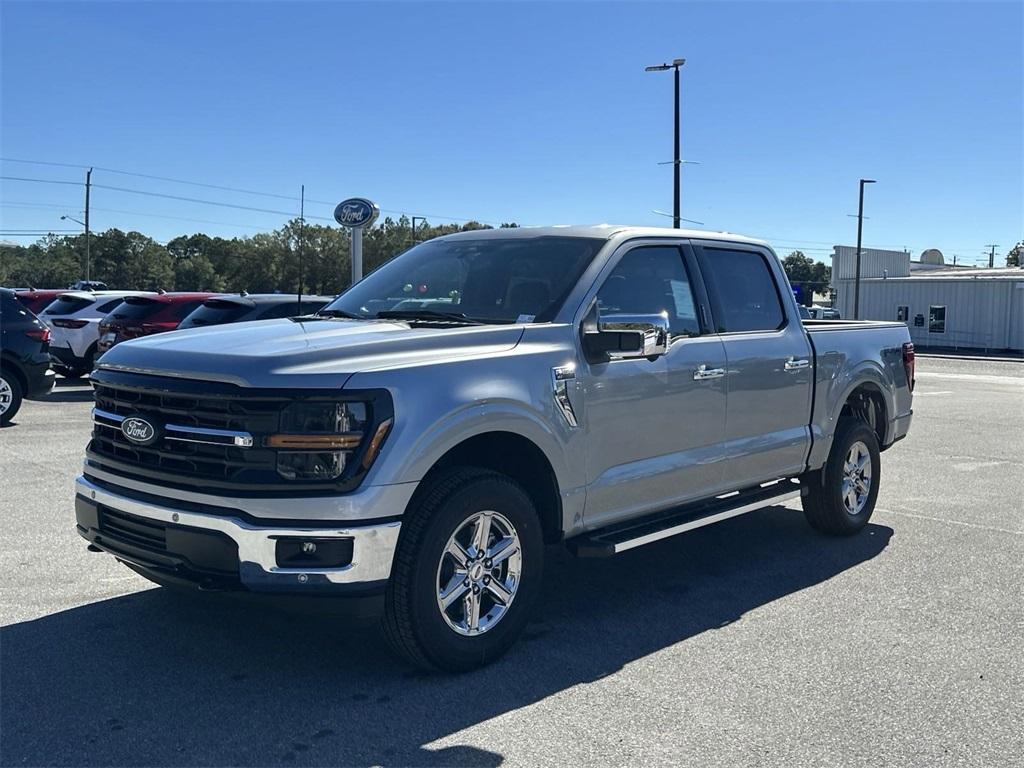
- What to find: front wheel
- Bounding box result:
[802,420,881,535]
[382,468,544,672]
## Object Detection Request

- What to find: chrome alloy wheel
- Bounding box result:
[435,510,523,636]
[0,377,12,416]
[841,440,873,515]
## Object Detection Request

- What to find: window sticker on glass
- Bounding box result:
[670,279,696,322]
[516,314,535,323]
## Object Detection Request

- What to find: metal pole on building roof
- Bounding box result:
[853,178,876,320]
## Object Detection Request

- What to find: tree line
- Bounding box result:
[0,217,517,295]
[1,220,832,305]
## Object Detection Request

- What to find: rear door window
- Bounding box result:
[698,248,786,333]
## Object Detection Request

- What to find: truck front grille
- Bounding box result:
[85,369,392,495]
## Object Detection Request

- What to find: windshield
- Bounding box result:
[322,236,605,324]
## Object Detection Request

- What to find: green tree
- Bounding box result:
[782,251,831,306]
[1005,241,1023,268]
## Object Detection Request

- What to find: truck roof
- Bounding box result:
[439,224,769,247]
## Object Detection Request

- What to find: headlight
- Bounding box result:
[266,401,391,481]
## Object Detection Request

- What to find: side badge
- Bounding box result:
[551,365,578,428]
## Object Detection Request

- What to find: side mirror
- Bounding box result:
[582,306,670,363]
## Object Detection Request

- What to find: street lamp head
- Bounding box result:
[645,58,685,72]
[861,179,877,184]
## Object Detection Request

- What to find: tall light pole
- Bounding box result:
[84,167,92,281]
[853,178,876,320]
[645,58,685,228]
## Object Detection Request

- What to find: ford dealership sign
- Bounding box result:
[334,198,380,229]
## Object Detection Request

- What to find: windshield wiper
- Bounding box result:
[316,308,363,319]
[376,309,485,325]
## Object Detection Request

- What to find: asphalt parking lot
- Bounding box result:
[1,356,1021,768]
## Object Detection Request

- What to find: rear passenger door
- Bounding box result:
[693,242,813,485]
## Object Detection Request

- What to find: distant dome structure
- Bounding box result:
[920,248,945,265]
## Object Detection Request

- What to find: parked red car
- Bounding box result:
[96,292,220,354]
[14,289,69,315]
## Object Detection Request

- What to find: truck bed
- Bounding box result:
[803,319,907,332]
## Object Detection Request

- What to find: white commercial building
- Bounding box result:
[831,247,1024,353]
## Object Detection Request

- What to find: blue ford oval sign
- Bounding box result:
[334,198,380,229]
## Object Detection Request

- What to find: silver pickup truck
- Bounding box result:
[76,226,914,671]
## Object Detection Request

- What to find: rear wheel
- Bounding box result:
[0,371,24,425]
[382,468,544,672]
[802,420,880,535]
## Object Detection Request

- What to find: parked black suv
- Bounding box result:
[1,288,56,424]
[177,293,333,329]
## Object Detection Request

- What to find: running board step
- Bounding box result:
[568,480,802,557]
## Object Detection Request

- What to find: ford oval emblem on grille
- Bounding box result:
[121,416,158,445]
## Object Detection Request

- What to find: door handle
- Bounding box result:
[693,364,726,380]
[784,357,810,371]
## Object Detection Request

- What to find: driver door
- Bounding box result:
[578,243,728,529]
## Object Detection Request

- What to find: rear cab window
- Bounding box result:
[696,247,786,333]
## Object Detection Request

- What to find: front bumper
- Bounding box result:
[75,475,402,597]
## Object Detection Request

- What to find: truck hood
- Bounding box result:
[95,317,525,389]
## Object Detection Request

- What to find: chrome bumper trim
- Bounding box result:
[76,475,401,588]
[82,462,419,522]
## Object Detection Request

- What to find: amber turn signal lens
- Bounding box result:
[265,433,363,450]
[362,418,394,468]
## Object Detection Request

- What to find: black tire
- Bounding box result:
[0,370,24,425]
[382,468,544,672]
[802,419,881,536]
[56,366,86,380]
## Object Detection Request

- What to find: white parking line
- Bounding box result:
[876,507,1024,536]
[915,371,1024,385]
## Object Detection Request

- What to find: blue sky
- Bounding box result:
[2,1,1021,265]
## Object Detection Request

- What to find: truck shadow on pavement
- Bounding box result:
[1,507,891,767]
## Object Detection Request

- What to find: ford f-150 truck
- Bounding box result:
[76,226,914,671]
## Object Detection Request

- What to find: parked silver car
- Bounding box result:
[76,226,914,670]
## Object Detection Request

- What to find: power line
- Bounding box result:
[1,158,507,225]
[0,175,82,187]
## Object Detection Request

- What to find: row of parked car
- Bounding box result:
[1,287,333,424]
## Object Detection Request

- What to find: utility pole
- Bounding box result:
[645,58,685,228]
[853,178,876,320]
[84,167,92,281]
[297,185,305,311]
[984,244,998,269]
